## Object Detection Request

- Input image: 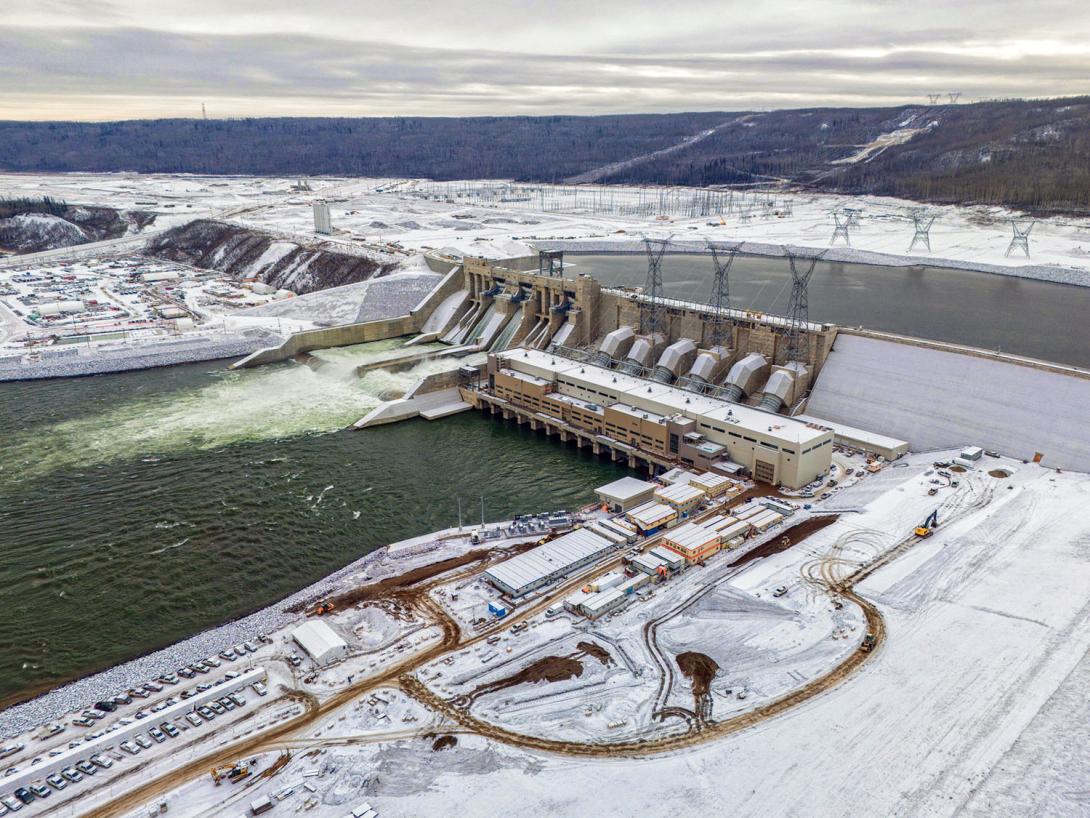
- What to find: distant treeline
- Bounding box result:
[2,97,1089,213]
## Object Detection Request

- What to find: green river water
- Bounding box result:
[0,341,627,704]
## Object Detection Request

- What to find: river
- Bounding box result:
[567,254,1090,368]
[0,343,628,705]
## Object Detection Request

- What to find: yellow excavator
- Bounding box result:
[210,761,251,785]
[915,509,939,538]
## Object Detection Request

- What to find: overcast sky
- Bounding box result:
[3,0,1089,120]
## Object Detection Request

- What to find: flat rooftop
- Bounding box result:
[499,346,828,447]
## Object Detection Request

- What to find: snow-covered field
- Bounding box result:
[131,451,1090,818]
[6,173,1090,285]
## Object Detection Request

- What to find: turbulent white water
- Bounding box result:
[4,339,480,476]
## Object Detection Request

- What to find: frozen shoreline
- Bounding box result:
[532,238,1090,288]
[0,524,475,739]
[0,330,279,382]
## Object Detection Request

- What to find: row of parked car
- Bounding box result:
[1,676,264,813]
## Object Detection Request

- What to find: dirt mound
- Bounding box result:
[732,514,839,568]
[577,641,614,667]
[950,465,966,473]
[988,469,1010,478]
[469,655,583,703]
[431,734,457,751]
[287,548,492,615]
[676,652,719,699]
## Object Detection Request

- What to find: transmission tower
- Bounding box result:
[706,241,740,348]
[908,208,936,252]
[1006,219,1034,258]
[783,247,825,364]
[641,236,671,336]
[927,93,942,105]
[830,211,852,247]
[947,91,961,104]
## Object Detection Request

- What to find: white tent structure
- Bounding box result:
[292,619,348,665]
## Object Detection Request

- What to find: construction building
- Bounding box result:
[483,527,617,598]
[595,476,657,512]
[654,482,706,517]
[626,501,678,535]
[292,620,348,665]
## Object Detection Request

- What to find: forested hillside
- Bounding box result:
[3,97,1089,212]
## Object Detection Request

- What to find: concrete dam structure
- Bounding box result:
[229,249,1090,475]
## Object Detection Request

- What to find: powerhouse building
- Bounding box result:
[486,348,834,489]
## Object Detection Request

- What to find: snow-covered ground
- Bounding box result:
[123,451,1090,818]
[7,173,1090,286]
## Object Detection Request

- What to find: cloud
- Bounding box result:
[1,3,1089,120]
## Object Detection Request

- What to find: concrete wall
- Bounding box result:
[233,266,466,369]
[806,331,1090,470]
[233,314,417,368]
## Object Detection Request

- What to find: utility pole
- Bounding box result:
[201,102,207,120]
[457,497,463,532]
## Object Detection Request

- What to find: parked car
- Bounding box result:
[28,784,50,799]
[90,754,112,769]
[185,713,202,727]
[773,586,788,598]
[75,760,97,776]
[244,641,259,653]
[45,774,67,790]
[209,702,226,716]
[93,701,117,713]
[120,742,140,755]
[134,735,153,750]
[149,727,166,743]
[60,766,83,782]
[13,788,35,805]
[197,707,215,721]
[220,650,237,661]
[161,723,179,738]
[0,794,22,812]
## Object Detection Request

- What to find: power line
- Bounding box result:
[641,236,671,337]
[1006,219,1034,258]
[706,240,740,348]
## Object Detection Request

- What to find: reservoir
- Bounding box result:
[0,348,628,706]
[568,254,1090,368]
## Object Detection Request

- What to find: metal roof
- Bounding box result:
[626,501,676,528]
[595,476,657,503]
[690,471,732,490]
[581,587,625,613]
[663,522,721,553]
[655,482,706,505]
[484,528,613,593]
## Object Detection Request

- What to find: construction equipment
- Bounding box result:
[311,600,335,616]
[210,761,250,785]
[914,509,939,538]
[860,634,877,652]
